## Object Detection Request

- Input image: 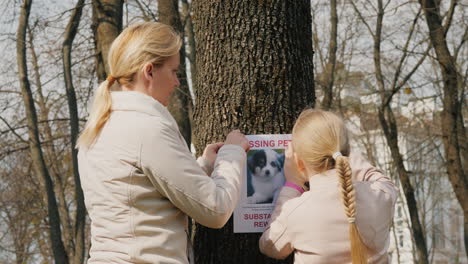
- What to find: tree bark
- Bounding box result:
[158,0,193,146]
[62,1,87,263]
[419,0,467,257]
[192,1,314,263]
[16,0,69,263]
[92,0,124,82]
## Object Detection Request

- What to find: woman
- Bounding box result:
[259,109,397,263]
[77,22,249,264]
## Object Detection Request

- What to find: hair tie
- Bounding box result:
[106,75,116,86]
[348,217,355,223]
[332,152,342,160]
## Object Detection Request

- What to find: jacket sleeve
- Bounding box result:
[349,151,398,252]
[350,151,388,181]
[197,156,214,176]
[140,121,246,229]
[259,187,301,259]
[349,151,398,198]
[349,150,398,210]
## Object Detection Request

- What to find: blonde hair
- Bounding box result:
[292,109,367,264]
[76,22,182,149]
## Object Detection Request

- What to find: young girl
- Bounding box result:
[259,109,397,263]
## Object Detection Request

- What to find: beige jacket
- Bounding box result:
[78,91,246,264]
[259,152,397,264]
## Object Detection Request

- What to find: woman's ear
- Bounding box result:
[142,62,154,81]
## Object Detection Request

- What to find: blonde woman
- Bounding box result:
[77,22,249,264]
[259,109,397,263]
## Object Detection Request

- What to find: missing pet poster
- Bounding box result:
[233,134,292,233]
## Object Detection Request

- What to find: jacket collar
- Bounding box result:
[111,91,177,127]
[308,169,338,188]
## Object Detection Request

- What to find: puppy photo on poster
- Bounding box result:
[246,149,285,204]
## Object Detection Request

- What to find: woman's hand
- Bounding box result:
[202,130,248,167]
[202,142,224,165]
[224,130,250,152]
[284,145,306,187]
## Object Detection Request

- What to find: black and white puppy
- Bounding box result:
[247,149,285,204]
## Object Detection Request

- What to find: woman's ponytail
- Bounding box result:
[76,77,114,149]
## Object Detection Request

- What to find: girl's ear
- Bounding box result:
[294,153,306,173]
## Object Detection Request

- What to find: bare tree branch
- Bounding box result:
[0,115,27,143]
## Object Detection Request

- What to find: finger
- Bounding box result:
[244,143,250,152]
[215,142,224,151]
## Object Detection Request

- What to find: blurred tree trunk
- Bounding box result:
[27,25,74,259]
[92,0,124,82]
[378,107,429,264]
[158,0,192,145]
[62,0,87,263]
[192,1,314,263]
[419,0,468,256]
[181,0,197,88]
[321,0,337,110]
[16,0,69,263]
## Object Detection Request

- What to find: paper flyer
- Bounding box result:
[233,134,292,233]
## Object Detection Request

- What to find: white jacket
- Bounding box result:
[78,91,246,264]
[259,152,397,263]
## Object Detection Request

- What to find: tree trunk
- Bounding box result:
[181,0,197,88]
[364,1,429,262]
[92,0,124,82]
[158,0,193,145]
[321,0,337,110]
[378,106,429,264]
[192,1,314,263]
[28,25,74,259]
[419,0,468,256]
[62,1,87,263]
[16,0,69,263]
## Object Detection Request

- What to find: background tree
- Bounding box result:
[320,0,338,110]
[180,0,197,87]
[350,1,430,262]
[62,0,86,263]
[27,22,74,258]
[419,0,468,256]
[0,155,39,264]
[192,1,314,263]
[92,0,124,82]
[158,0,192,145]
[16,0,68,263]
